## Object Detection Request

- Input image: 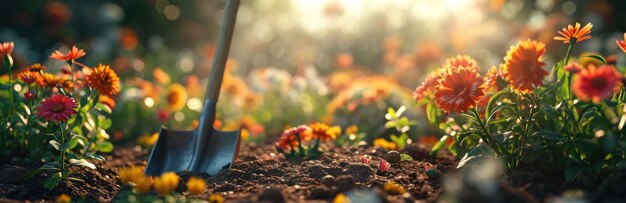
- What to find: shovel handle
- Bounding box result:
[206,0,240,101]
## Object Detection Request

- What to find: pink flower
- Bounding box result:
[24,91,36,101]
[378,160,391,173]
[361,155,370,164]
[36,94,78,122]
[0,42,14,56]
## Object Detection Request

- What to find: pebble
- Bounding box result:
[335,175,356,192]
[321,175,335,187]
[384,150,401,163]
[258,187,286,203]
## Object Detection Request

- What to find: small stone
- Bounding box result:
[214,183,236,192]
[258,187,286,203]
[384,150,401,163]
[310,186,333,199]
[323,167,342,177]
[321,175,335,187]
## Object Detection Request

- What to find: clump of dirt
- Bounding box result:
[0,145,148,202]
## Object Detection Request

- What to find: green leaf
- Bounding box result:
[95,103,112,114]
[430,135,449,155]
[384,121,396,129]
[100,118,112,129]
[532,129,567,142]
[43,172,62,190]
[49,140,61,151]
[457,145,493,168]
[69,159,96,169]
[485,91,516,118]
[386,107,397,120]
[400,153,413,161]
[583,54,607,64]
[86,154,105,161]
[68,135,86,150]
[564,167,581,181]
[426,101,438,124]
[96,141,114,153]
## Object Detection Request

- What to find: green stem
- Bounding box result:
[469,108,501,157]
[564,42,575,99]
[59,122,66,171]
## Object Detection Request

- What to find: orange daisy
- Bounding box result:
[443,55,479,72]
[484,65,504,91]
[554,22,592,44]
[50,45,86,61]
[18,71,37,85]
[28,63,47,73]
[275,125,310,150]
[617,33,626,53]
[434,66,486,114]
[86,64,120,96]
[413,71,440,101]
[42,73,61,88]
[0,42,14,56]
[305,123,341,141]
[502,40,547,93]
[572,64,621,103]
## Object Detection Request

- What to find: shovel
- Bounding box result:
[145,0,241,176]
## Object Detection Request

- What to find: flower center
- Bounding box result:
[51,104,65,113]
[591,78,606,89]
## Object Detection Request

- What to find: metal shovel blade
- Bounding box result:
[144,0,241,176]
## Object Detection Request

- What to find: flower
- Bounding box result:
[99,95,116,109]
[43,73,61,88]
[502,40,547,93]
[19,71,37,85]
[55,194,71,203]
[563,62,583,73]
[617,33,626,53]
[434,66,486,114]
[36,94,78,122]
[137,132,159,146]
[153,68,171,85]
[24,91,36,101]
[484,65,503,90]
[50,45,86,61]
[573,65,621,103]
[0,42,14,56]
[157,109,171,123]
[276,125,309,150]
[554,22,592,44]
[209,194,224,203]
[361,155,370,164]
[443,55,478,71]
[153,172,180,195]
[118,166,145,184]
[383,181,407,195]
[346,125,358,135]
[134,176,153,194]
[28,63,47,72]
[186,177,207,195]
[86,64,120,96]
[306,122,341,141]
[413,71,440,101]
[333,193,350,203]
[378,160,391,173]
[373,138,397,150]
[166,83,188,111]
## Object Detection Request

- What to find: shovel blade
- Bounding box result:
[145,128,196,176]
[191,128,241,175]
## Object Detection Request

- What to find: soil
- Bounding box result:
[2,142,624,202]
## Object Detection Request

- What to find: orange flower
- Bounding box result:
[443,55,478,71]
[86,64,120,96]
[617,33,626,53]
[166,83,188,111]
[50,45,86,61]
[275,125,309,150]
[502,40,547,93]
[413,71,440,101]
[43,73,61,88]
[306,122,341,141]
[554,22,592,44]
[0,42,14,56]
[573,64,621,103]
[373,138,397,150]
[563,62,583,73]
[19,71,37,85]
[434,66,486,114]
[484,65,504,91]
[153,68,171,85]
[99,95,116,109]
[28,63,47,72]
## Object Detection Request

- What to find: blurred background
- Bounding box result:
[1,0,625,145]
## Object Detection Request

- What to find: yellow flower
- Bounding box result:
[166,83,188,111]
[152,68,171,85]
[305,123,341,141]
[134,176,152,194]
[208,194,224,203]
[383,181,407,195]
[55,194,71,203]
[137,132,159,146]
[153,172,180,195]
[373,138,397,150]
[118,166,144,184]
[333,193,350,203]
[345,125,358,135]
[186,177,207,195]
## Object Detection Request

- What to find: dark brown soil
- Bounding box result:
[0,145,148,202]
[175,143,457,202]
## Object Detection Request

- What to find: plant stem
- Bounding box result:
[59,122,66,171]
[470,108,501,157]
[563,42,575,99]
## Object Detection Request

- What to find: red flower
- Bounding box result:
[617,33,626,53]
[434,67,486,114]
[36,94,78,122]
[443,55,479,72]
[563,62,582,73]
[0,42,14,56]
[50,46,86,61]
[378,160,391,173]
[19,71,37,85]
[276,125,310,150]
[573,65,621,103]
[413,71,440,101]
[24,91,36,101]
